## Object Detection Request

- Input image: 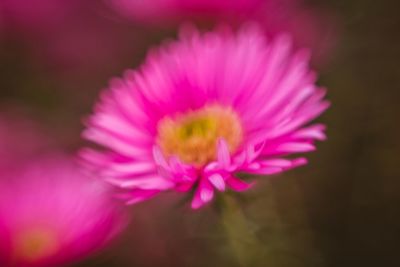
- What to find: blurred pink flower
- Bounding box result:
[0,156,126,267]
[254,0,338,66]
[37,15,135,76]
[0,0,79,35]
[111,0,337,66]
[1,0,137,80]
[111,0,262,24]
[80,25,329,209]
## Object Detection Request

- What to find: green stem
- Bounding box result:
[219,194,262,267]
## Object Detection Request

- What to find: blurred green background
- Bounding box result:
[1,0,399,266]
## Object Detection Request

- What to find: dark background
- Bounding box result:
[1,0,399,266]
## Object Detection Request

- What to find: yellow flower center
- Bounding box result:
[157,104,243,166]
[14,227,60,262]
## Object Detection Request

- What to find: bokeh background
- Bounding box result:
[1,0,399,266]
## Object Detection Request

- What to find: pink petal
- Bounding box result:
[275,142,316,153]
[208,173,226,191]
[217,139,231,169]
[226,176,254,192]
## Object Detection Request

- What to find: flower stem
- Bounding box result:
[219,194,263,266]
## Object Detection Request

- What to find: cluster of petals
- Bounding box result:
[81,25,329,209]
[0,156,125,266]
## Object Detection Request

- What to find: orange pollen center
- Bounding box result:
[157,104,243,166]
[14,227,60,262]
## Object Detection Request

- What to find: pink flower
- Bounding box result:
[0,0,79,35]
[81,25,329,209]
[111,0,262,24]
[0,156,126,266]
[111,0,337,65]
[254,0,338,66]
[1,0,137,81]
